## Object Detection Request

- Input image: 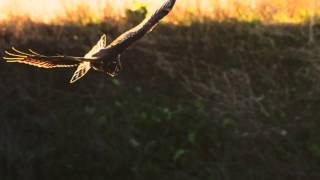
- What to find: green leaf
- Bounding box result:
[173,149,186,162]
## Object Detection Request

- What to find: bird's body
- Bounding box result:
[3,0,176,83]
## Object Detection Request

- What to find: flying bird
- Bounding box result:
[3,0,176,83]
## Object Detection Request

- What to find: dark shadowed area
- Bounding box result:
[0,5,320,180]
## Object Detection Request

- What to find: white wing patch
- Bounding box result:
[84,34,107,58]
[69,62,91,83]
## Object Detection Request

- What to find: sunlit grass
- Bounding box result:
[0,0,318,24]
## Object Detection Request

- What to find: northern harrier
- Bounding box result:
[3,0,176,83]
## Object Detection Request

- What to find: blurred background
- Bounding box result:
[0,0,320,179]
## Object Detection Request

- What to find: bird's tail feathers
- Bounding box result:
[85,34,108,58]
[70,61,91,83]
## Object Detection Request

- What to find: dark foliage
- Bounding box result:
[0,17,320,180]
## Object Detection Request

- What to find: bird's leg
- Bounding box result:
[117,56,123,71]
[105,59,122,77]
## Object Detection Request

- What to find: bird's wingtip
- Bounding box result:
[11,47,33,56]
[28,49,41,56]
[2,57,8,62]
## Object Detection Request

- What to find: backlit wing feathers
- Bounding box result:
[3,47,80,68]
[69,61,91,83]
[93,0,176,57]
[85,34,107,58]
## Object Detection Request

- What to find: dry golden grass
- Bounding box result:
[0,0,318,24]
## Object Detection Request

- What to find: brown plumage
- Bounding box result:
[3,0,176,83]
[4,47,80,68]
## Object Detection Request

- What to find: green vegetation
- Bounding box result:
[0,15,320,180]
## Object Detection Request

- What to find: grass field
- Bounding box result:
[0,0,320,180]
[0,0,318,24]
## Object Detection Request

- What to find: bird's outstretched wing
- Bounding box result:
[93,0,176,57]
[3,47,81,68]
